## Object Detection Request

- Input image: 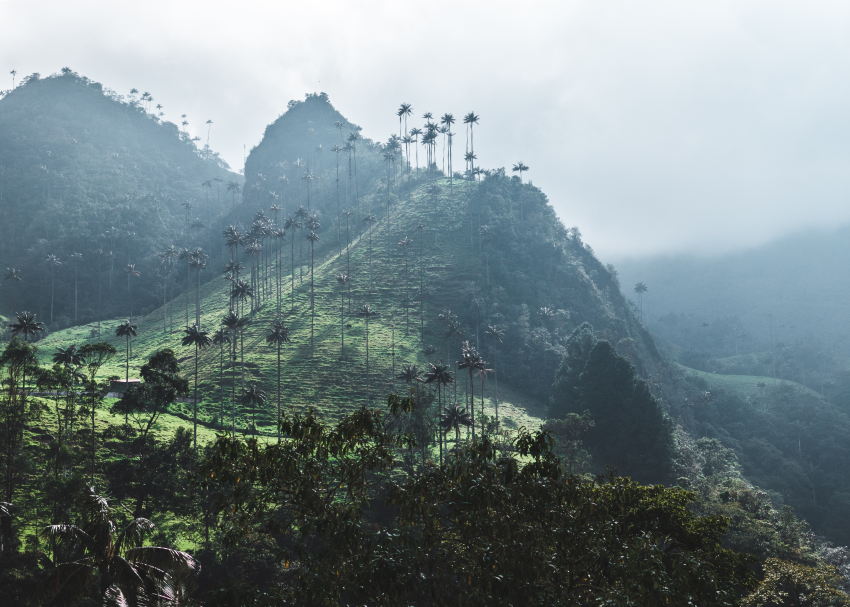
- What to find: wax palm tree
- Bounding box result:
[356,304,378,404]
[189,249,208,328]
[231,279,253,317]
[179,248,192,326]
[33,488,198,607]
[182,324,211,449]
[398,236,412,333]
[212,328,231,429]
[266,319,291,442]
[398,103,412,139]
[240,384,266,435]
[221,311,248,432]
[397,364,422,385]
[226,180,242,207]
[46,254,61,324]
[444,320,464,369]
[159,246,178,333]
[4,268,22,324]
[634,282,648,323]
[440,401,472,447]
[307,229,320,354]
[457,341,486,440]
[336,274,350,358]
[425,361,454,465]
[485,324,505,424]
[115,321,137,405]
[284,215,301,311]
[8,311,43,343]
[463,112,480,173]
[69,252,82,322]
[294,206,309,282]
[512,161,529,182]
[363,214,377,291]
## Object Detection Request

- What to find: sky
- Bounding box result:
[2,0,850,260]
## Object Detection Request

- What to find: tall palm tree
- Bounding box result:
[484,324,505,424]
[634,282,648,323]
[46,254,61,324]
[212,328,232,430]
[425,361,454,466]
[114,320,137,399]
[410,127,422,175]
[158,245,179,334]
[70,252,82,322]
[440,402,472,450]
[307,229,320,353]
[240,384,266,435]
[457,341,485,440]
[511,161,529,182]
[4,268,22,324]
[398,236,412,333]
[9,311,44,342]
[336,274,350,358]
[34,488,198,607]
[179,248,192,326]
[347,132,361,225]
[284,215,301,312]
[356,304,377,404]
[294,206,309,282]
[226,180,242,207]
[266,319,291,442]
[221,310,248,432]
[182,324,212,449]
[463,112,480,174]
[189,249,208,328]
[363,214,377,292]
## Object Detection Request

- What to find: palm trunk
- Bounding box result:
[277,344,281,443]
[193,344,198,450]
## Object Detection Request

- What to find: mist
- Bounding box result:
[4,0,850,257]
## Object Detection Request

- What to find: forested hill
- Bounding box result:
[0,68,239,329]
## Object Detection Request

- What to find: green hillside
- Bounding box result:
[0,68,239,328]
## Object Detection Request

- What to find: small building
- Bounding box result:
[109,379,140,393]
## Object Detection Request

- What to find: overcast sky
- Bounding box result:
[2,0,850,259]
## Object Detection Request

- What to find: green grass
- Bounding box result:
[675,363,823,399]
[35,179,547,437]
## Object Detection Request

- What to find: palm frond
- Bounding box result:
[126,546,199,575]
[110,554,146,589]
[0,502,11,518]
[116,517,155,552]
[42,524,92,553]
[103,585,131,607]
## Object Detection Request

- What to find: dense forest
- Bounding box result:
[0,69,848,605]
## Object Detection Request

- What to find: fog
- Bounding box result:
[3,0,850,258]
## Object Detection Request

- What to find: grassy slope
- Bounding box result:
[675,362,823,399]
[36,178,547,440]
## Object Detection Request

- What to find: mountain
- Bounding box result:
[0,68,239,330]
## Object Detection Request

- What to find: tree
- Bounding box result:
[212,328,232,429]
[46,254,61,324]
[634,281,648,323]
[398,236,412,333]
[189,248,208,328]
[114,320,137,394]
[33,488,198,606]
[363,214,377,291]
[3,268,22,324]
[511,161,529,182]
[307,227,320,353]
[284,215,301,311]
[439,401,472,446]
[124,263,140,329]
[182,324,212,449]
[8,311,44,342]
[457,341,486,439]
[221,310,249,432]
[335,274,350,358]
[79,342,116,484]
[241,383,267,435]
[227,180,242,207]
[356,304,378,404]
[425,361,454,465]
[484,324,505,424]
[70,252,82,322]
[158,245,179,334]
[266,319,291,442]
[550,323,674,483]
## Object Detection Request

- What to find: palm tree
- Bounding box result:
[9,70,16,89]
[284,215,301,312]
[463,112,480,174]
[212,328,232,430]
[425,361,454,466]
[356,304,378,404]
[34,488,197,607]
[158,245,179,334]
[397,364,422,386]
[266,319,291,442]
[240,384,266,435]
[440,401,472,449]
[114,321,137,417]
[9,311,44,342]
[336,274,350,357]
[398,236,412,333]
[182,324,212,449]
[70,252,82,322]
[124,263,140,321]
[634,282,648,323]
[410,127,422,175]
[189,249,208,328]
[457,341,485,440]
[221,310,248,432]
[363,214,377,292]
[226,180,242,207]
[511,161,529,182]
[294,206,309,282]
[4,268,22,324]
[484,324,505,424]
[179,248,192,326]
[46,254,61,324]
[205,118,213,149]
[231,279,253,317]
[307,228,321,354]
